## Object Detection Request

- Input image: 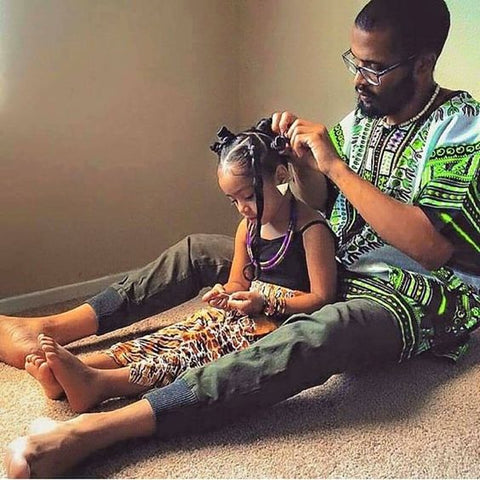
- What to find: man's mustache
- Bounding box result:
[356,86,375,97]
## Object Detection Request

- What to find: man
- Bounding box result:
[4,0,480,477]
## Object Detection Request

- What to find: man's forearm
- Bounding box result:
[326,160,454,270]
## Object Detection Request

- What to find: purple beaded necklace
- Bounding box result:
[246,197,296,271]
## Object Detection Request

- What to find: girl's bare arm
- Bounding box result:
[282,222,337,315]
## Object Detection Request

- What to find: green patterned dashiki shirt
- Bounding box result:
[328,91,480,362]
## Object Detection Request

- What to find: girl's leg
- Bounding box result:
[4,399,156,479]
[27,306,239,409]
[24,336,122,401]
[127,309,255,388]
[39,335,149,413]
[83,351,121,369]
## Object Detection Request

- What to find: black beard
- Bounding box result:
[357,100,384,118]
[356,69,416,119]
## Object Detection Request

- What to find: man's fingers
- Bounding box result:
[290,132,312,158]
[271,112,282,133]
[271,111,298,135]
[279,113,297,135]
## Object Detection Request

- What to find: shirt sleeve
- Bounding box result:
[414,108,480,274]
[327,114,354,217]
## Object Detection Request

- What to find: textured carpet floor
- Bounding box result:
[1,296,480,478]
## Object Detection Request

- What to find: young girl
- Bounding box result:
[25,118,337,413]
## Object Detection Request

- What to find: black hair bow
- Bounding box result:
[210,126,236,155]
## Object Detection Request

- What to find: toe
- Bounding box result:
[5,437,31,479]
[44,351,57,364]
[40,342,55,354]
[34,357,45,368]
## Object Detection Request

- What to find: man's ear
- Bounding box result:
[414,52,437,76]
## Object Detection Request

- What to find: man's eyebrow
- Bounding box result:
[350,50,382,66]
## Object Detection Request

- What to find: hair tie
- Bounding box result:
[271,135,290,152]
[254,117,290,153]
[210,126,236,155]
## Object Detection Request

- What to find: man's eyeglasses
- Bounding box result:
[342,49,416,86]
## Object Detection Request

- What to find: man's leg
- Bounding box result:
[146,298,404,436]
[90,234,233,334]
[0,305,98,369]
[4,298,404,478]
[5,400,156,479]
[0,234,233,368]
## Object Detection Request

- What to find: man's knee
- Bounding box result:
[283,299,402,364]
[167,234,233,287]
[283,303,351,346]
[184,233,234,263]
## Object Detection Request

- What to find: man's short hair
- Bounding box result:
[355,0,451,58]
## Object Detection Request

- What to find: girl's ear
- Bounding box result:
[275,165,291,195]
[274,164,291,185]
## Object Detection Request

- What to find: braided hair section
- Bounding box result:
[210,118,290,281]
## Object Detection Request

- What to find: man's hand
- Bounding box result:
[287,119,342,178]
[271,111,334,211]
[272,111,342,178]
[271,111,297,135]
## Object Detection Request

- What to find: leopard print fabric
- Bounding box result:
[106,280,296,387]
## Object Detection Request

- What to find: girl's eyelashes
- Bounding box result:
[227,193,255,205]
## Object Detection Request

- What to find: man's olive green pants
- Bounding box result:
[87,234,403,435]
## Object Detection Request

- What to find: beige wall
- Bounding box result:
[437,0,480,99]
[238,0,365,127]
[0,0,240,297]
[238,0,480,127]
[1,0,478,298]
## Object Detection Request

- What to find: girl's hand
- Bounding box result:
[227,291,265,316]
[202,284,229,309]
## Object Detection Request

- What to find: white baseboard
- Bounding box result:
[0,271,131,315]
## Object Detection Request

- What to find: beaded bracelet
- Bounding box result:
[262,293,287,317]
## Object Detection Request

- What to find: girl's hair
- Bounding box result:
[210,117,289,280]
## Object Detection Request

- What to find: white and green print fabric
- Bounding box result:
[328,91,480,362]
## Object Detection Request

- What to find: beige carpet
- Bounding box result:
[1,296,480,478]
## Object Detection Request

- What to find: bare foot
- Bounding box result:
[4,400,157,478]
[0,316,44,369]
[24,352,64,400]
[39,334,103,413]
[4,415,101,478]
